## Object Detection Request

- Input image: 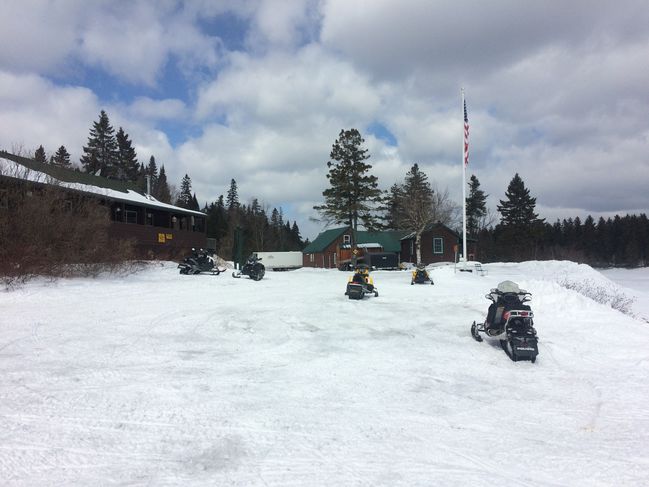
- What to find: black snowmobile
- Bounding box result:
[232,254,265,281]
[411,264,434,285]
[178,248,225,275]
[345,264,379,300]
[471,280,539,363]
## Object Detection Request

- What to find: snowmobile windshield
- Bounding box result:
[496,280,522,294]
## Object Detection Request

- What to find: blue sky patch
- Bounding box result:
[366,121,397,146]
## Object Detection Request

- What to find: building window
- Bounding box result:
[309,253,314,263]
[433,237,444,254]
[193,217,205,232]
[343,234,351,244]
[0,189,7,209]
[409,239,414,256]
[125,210,137,224]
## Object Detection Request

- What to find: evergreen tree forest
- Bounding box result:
[203,179,304,260]
[476,173,649,267]
[477,213,649,267]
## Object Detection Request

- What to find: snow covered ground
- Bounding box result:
[1,261,648,486]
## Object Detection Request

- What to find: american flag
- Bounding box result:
[463,98,469,166]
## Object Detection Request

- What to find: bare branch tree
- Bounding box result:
[394,164,434,264]
[430,185,461,228]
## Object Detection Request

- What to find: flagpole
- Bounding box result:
[461,88,468,269]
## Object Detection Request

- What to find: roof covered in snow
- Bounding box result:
[0,150,205,217]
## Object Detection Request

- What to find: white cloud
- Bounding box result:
[0,71,99,161]
[246,0,318,49]
[128,97,187,121]
[0,0,83,73]
[2,0,649,240]
[176,44,395,230]
[0,0,223,86]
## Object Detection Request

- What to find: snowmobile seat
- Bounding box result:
[352,273,366,285]
[501,293,522,309]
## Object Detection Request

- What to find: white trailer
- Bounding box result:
[254,251,303,271]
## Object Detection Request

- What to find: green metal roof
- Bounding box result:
[302,227,348,253]
[355,230,409,252]
[303,227,409,254]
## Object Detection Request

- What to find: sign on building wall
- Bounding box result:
[158,233,174,243]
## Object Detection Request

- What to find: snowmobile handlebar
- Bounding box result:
[485,291,532,302]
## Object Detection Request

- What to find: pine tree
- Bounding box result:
[497,173,542,227]
[291,221,303,249]
[205,195,229,252]
[465,174,487,236]
[136,163,146,193]
[146,156,158,192]
[582,215,597,258]
[115,127,139,181]
[384,183,405,230]
[81,110,118,176]
[191,192,199,211]
[269,207,280,249]
[226,179,239,211]
[34,145,47,163]
[313,128,383,233]
[155,165,171,203]
[496,173,545,260]
[176,174,193,209]
[246,198,263,251]
[52,145,71,168]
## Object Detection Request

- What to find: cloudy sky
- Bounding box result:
[1,0,648,239]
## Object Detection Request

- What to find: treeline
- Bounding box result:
[203,179,304,260]
[461,172,649,267]
[478,214,649,267]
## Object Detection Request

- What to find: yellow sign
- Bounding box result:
[166,233,173,240]
[158,233,166,243]
[352,249,358,255]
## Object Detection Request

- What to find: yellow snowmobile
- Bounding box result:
[345,264,379,299]
[411,263,434,285]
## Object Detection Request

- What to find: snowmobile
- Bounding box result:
[178,248,225,275]
[470,280,539,363]
[345,264,379,300]
[411,263,434,285]
[232,254,265,281]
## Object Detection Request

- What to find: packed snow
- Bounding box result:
[1,261,648,486]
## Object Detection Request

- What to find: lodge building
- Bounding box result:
[0,150,207,259]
